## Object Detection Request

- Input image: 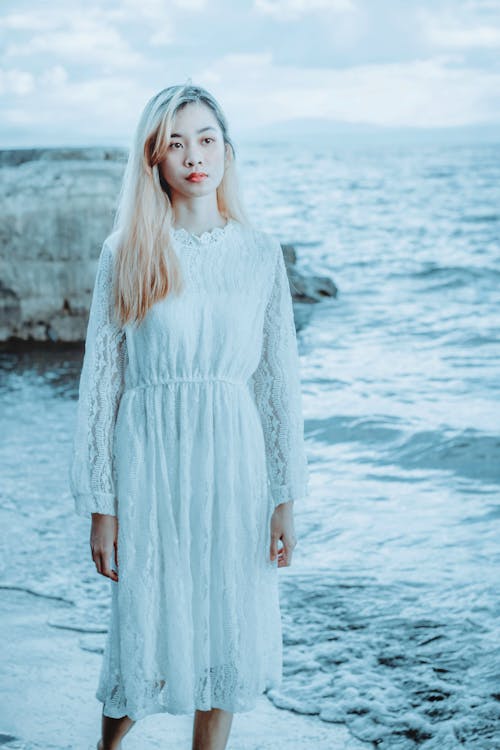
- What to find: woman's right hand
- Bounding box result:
[90,513,119,581]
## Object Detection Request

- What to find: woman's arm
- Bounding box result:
[68,240,127,519]
[249,236,310,567]
[69,241,126,580]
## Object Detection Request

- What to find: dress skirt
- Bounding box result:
[96,379,283,719]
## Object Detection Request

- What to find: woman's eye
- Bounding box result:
[169,139,213,149]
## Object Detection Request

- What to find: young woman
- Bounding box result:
[69,81,310,750]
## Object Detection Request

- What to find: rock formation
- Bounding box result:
[0,148,336,343]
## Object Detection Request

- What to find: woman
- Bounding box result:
[69,81,310,750]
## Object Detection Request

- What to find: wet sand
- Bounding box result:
[0,588,366,750]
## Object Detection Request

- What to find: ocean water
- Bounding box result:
[1,141,499,749]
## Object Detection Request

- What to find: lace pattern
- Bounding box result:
[170,218,236,248]
[249,236,310,508]
[69,241,127,517]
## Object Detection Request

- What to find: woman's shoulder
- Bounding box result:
[101,228,122,256]
[237,221,281,259]
[99,222,280,262]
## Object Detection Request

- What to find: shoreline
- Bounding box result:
[0,587,366,749]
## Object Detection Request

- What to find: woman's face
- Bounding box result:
[159,102,228,199]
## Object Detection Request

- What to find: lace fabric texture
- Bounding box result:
[170,219,234,246]
[69,241,127,517]
[68,219,310,719]
[249,237,310,507]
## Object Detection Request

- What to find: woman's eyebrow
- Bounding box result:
[170,126,218,138]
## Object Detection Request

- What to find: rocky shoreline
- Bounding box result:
[0,147,336,343]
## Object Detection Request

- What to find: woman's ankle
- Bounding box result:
[98,739,121,750]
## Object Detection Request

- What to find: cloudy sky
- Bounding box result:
[1,0,499,147]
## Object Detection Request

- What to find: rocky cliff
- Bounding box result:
[0,147,336,343]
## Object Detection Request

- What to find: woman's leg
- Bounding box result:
[191,708,234,750]
[98,713,135,750]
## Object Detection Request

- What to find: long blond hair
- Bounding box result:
[111,80,252,327]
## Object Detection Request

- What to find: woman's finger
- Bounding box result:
[91,549,101,575]
[269,532,280,562]
[279,537,296,567]
[92,549,116,580]
[99,552,118,581]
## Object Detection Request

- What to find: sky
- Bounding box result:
[0,0,499,147]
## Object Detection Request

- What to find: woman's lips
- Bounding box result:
[186,173,208,182]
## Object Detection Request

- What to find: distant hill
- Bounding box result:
[238,118,500,146]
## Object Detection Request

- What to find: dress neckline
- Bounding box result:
[170,218,236,246]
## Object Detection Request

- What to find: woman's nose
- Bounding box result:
[185,149,203,166]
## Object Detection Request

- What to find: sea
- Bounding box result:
[1,139,499,749]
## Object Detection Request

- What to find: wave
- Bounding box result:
[307,418,500,485]
[409,264,500,291]
[381,428,500,484]
[271,574,500,746]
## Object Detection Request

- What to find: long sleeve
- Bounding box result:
[68,240,127,518]
[250,236,310,509]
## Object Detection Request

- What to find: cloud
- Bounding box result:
[5,29,143,70]
[419,6,500,49]
[202,53,500,129]
[40,65,69,88]
[428,24,500,48]
[149,28,176,47]
[1,67,152,145]
[0,6,125,32]
[2,9,144,70]
[113,0,207,24]
[462,0,500,14]
[0,67,35,95]
[3,49,499,145]
[253,0,356,21]
[0,0,499,146]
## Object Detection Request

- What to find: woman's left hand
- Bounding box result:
[270,501,297,567]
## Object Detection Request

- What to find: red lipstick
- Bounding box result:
[187,172,208,182]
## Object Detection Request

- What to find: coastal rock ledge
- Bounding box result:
[0,147,337,343]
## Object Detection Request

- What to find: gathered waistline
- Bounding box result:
[124,376,248,391]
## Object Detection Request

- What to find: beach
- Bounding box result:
[0,587,364,750]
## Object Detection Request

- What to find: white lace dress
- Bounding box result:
[69,218,310,720]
